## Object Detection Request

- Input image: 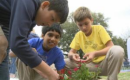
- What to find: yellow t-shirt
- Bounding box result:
[70,25,111,63]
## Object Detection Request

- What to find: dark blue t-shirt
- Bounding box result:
[0,0,41,68]
[28,38,65,70]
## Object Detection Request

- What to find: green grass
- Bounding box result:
[100,72,130,80]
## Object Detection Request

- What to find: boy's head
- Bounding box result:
[35,0,69,26]
[41,23,62,50]
[73,7,93,35]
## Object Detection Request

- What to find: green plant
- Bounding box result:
[60,62,101,80]
[71,63,95,80]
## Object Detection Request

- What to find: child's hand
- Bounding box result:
[49,69,60,80]
[82,52,96,63]
[71,54,80,62]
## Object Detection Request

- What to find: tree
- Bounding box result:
[112,36,127,57]
[92,13,113,37]
[92,13,109,28]
[59,14,78,52]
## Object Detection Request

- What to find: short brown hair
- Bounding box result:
[40,0,69,23]
[73,7,92,22]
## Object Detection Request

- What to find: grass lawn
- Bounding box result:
[100,72,130,80]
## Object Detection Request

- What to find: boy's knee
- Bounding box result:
[64,58,72,67]
[110,46,124,59]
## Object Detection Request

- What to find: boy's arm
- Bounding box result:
[94,40,114,56]
[9,48,37,57]
[91,26,114,57]
[10,0,41,68]
[33,61,59,79]
[9,48,60,79]
[83,40,114,63]
[83,26,114,63]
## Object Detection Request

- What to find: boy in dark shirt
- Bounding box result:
[0,0,69,80]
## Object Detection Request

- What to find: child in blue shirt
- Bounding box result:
[10,23,65,80]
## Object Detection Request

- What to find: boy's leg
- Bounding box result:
[0,26,9,80]
[16,58,34,80]
[16,58,47,80]
[16,58,30,80]
[9,57,16,78]
[99,46,124,80]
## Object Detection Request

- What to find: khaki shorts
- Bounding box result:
[0,26,4,36]
[16,58,47,80]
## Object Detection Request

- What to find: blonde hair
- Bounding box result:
[73,7,92,22]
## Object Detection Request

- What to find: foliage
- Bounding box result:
[92,12,112,37]
[112,36,127,57]
[92,13,109,28]
[71,63,100,80]
[59,14,79,52]
[60,62,100,80]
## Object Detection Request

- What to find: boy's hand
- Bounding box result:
[82,52,96,63]
[70,54,80,62]
[48,69,60,80]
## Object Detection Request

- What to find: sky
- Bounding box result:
[35,0,130,38]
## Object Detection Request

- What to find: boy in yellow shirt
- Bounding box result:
[65,7,124,80]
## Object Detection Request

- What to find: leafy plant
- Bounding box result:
[59,61,101,80]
